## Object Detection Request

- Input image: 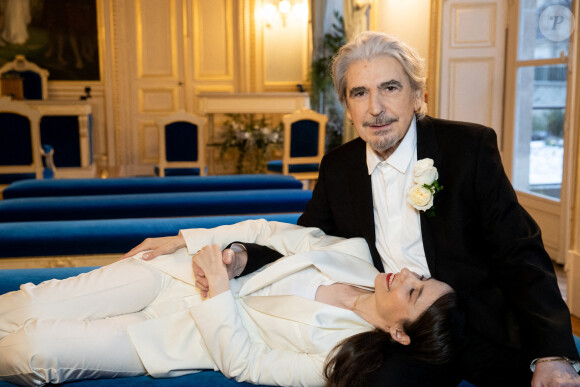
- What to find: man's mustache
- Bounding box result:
[363,116,399,127]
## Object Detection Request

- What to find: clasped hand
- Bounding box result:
[192,245,230,298]
[122,235,243,297]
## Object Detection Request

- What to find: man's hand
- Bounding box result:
[193,245,230,298]
[532,359,580,387]
[193,244,248,297]
[121,235,186,261]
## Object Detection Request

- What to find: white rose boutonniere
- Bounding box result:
[407,158,443,217]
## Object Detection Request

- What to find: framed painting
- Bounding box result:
[0,0,100,81]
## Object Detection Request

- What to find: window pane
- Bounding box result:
[513,64,566,199]
[518,0,571,61]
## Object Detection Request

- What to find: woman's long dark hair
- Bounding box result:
[324,291,463,387]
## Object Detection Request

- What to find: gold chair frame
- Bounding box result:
[278,108,328,184]
[0,55,50,100]
[157,110,207,177]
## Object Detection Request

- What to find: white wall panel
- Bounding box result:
[193,0,233,79]
[137,0,176,78]
[139,88,178,112]
[448,58,494,126]
[451,3,496,47]
[439,0,506,142]
[140,121,159,163]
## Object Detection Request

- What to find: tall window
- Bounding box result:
[512,0,572,199]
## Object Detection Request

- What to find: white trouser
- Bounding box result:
[0,259,167,386]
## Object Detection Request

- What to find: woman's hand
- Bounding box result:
[121,235,186,260]
[193,245,230,298]
[193,244,248,297]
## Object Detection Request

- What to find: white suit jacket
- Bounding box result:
[128,220,378,386]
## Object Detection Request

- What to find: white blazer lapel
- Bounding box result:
[242,295,372,329]
[240,250,378,297]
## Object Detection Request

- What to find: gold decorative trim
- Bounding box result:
[95,0,107,85]
[427,0,442,117]
[250,0,257,92]
[0,254,120,270]
[110,0,127,170]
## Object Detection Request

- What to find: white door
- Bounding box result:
[438,0,507,140]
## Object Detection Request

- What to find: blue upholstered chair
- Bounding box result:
[156,111,207,177]
[267,108,327,188]
[0,55,49,100]
[0,98,43,184]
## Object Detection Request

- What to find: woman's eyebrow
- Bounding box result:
[414,286,425,305]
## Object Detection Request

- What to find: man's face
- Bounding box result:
[344,56,421,159]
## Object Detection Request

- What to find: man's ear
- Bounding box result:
[389,326,411,346]
[413,91,422,112]
[345,106,352,121]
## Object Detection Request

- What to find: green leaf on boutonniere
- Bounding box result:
[425,207,436,218]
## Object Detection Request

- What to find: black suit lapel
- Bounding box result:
[416,116,441,276]
[348,139,384,271]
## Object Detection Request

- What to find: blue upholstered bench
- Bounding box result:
[0,189,312,222]
[0,213,300,259]
[1,267,579,387]
[2,175,303,200]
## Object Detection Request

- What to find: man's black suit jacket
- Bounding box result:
[295,115,577,365]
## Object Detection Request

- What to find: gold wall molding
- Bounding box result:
[0,255,120,270]
[428,0,442,116]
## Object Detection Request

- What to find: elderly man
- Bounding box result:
[129,32,579,386]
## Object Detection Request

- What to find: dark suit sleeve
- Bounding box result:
[474,128,577,360]
[226,242,284,277]
[297,156,338,235]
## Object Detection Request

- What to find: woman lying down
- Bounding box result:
[0,219,462,386]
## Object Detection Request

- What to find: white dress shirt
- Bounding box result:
[366,116,430,276]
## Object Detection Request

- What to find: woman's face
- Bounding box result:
[374,268,452,336]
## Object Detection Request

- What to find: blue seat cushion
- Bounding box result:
[0,189,312,222]
[266,160,319,173]
[3,175,303,199]
[0,213,301,258]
